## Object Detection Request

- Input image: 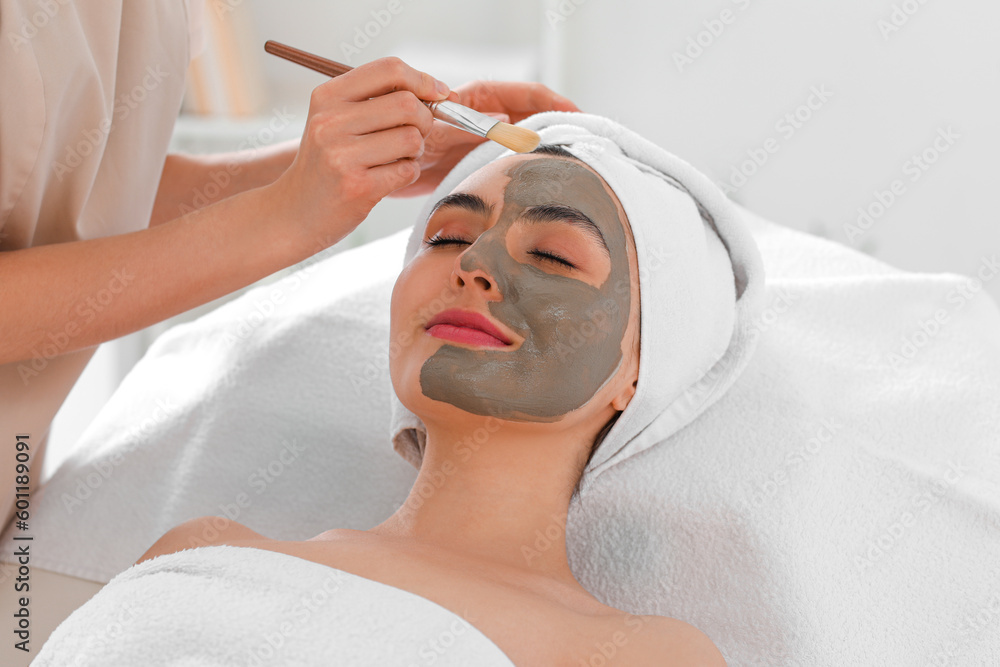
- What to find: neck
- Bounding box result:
[370,414,589,590]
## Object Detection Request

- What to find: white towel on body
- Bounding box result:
[32,545,515,666]
[4,116,999,666]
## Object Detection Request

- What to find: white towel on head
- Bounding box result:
[32,545,516,666]
[389,112,766,497]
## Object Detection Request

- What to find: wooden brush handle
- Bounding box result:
[264,40,353,78]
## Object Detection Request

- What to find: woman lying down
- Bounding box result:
[35,113,755,666]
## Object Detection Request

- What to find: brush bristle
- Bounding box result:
[485,122,540,153]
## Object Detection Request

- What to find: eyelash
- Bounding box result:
[424,235,577,269]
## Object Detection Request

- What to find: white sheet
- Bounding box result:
[5,205,999,666]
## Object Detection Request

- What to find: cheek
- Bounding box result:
[387,277,408,384]
[388,265,428,372]
[391,257,445,323]
[388,270,412,338]
[388,258,459,392]
[545,294,628,374]
[515,282,620,354]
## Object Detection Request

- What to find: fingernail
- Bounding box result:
[435,80,450,97]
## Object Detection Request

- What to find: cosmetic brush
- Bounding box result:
[264,40,540,153]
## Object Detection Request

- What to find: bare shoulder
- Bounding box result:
[618,615,727,666]
[135,516,269,566]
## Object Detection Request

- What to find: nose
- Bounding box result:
[452,241,501,300]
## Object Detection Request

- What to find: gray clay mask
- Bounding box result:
[419,157,632,421]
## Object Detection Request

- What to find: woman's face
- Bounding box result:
[390,153,639,426]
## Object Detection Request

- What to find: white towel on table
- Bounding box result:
[5,200,999,664]
[32,545,515,666]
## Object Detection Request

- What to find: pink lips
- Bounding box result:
[425,309,513,348]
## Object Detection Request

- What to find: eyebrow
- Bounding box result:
[428,193,494,219]
[427,194,611,258]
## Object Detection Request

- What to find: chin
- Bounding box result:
[388,359,448,420]
[397,388,474,425]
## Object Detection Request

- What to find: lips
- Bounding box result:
[425,309,514,348]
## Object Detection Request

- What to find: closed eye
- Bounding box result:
[427,235,576,270]
[529,249,576,269]
[424,235,470,248]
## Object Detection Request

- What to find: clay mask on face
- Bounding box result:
[419,157,632,421]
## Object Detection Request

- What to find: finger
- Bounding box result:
[368,158,421,198]
[482,111,511,124]
[457,81,580,118]
[387,171,439,198]
[423,120,487,158]
[346,91,435,138]
[333,56,450,103]
[353,124,427,168]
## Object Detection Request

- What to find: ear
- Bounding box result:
[610,378,638,412]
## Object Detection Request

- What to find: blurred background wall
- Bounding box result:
[46,0,1000,476]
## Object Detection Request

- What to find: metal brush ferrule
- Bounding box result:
[425,100,499,137]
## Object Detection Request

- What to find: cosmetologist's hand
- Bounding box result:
[264,56,450,250]
[388,80,581,197]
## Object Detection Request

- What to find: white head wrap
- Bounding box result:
[389,112,765,497]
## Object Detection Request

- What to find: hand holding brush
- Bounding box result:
[265,41,543,154]
[257,42,579,247]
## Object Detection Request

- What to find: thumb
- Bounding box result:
[483,111,511,124]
